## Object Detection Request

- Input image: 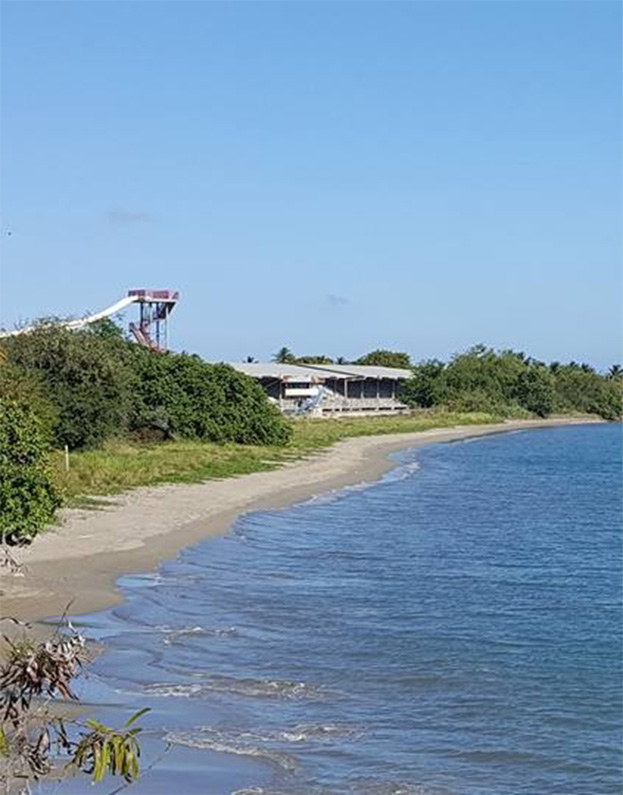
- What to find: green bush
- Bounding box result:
[402,345,620,420]
[553,364,623,420]
[0,398,62,544]
[513,367,556,417]
[0,360,58,444]
[132,352,292,445]
[2,325,135,449]
[400,359,446,408]
[356,349,411,368]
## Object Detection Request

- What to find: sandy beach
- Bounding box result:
[1,418,600,623]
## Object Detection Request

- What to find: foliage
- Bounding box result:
[513,367,556,417]
[69,709,148,784]
[0,360,58,445]
[401,345,621,421]
[2,324,135,450]
[296,355,334,364]
[273,346,297,363]
[131,352,292,445]
[356,349,411,368]
[399,359,445,408]
[0,398,62,545]
[55,411,501,503]
[3,321,291,451]
[553,364,623,420]
[0,616,148,789]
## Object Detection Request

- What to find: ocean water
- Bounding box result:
[40,424,622,795]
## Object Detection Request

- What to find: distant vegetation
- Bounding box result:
[0,321,291,542]
[401,345,622,421]
[0,398,62,545]
[1,325,620,544]
[2,322,292,451]
[271,344,622,421]
[271,347,411,368]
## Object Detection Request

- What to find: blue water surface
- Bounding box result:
[40,424,622,795]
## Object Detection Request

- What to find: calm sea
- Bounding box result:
[40,424,622,795]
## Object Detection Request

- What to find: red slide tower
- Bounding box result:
[127,289,179,351]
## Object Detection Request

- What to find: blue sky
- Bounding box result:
[1,1,621,368]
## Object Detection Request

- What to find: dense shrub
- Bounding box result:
[399,359,446,408]
[131,351,292,445]
[0,398,62,544]
[356,350,411,368]
[0,360,58,443]
[513,367,556,418]
[2,325,135,449]
[553,365,623,420]
[402,345,622,421]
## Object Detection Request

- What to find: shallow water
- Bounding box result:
[40,424,622,795]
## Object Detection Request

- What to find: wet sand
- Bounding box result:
[1,418,600,623]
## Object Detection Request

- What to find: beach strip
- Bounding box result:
[1,418,600,623]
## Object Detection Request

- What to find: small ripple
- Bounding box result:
[143,675,335,701]
[161,625,238,645]
[165,728,298,773]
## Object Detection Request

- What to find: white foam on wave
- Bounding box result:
[160,625,238,645]
[142,675,333,701]
[299,459,421,508]
[165,729,298,773]
[348,780,451,795]
[142,682,203,698]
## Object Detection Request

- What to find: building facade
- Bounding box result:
[228,362,413,416]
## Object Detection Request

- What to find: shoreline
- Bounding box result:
[1,418,601,624]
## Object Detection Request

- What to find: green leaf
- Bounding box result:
[0,728,9,757]
[123,706,150,727]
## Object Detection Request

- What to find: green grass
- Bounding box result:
[52,410,502,504]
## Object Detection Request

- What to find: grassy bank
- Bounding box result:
[52,410,501,503]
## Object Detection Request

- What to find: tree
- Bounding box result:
[0,398,62,545]
[273,347,297,364]
[356,350,411,369]
[2,325,135,449]
[513,367,556,417]
[608,364,622,380]
[296,355,334,365]
[0,616,149,789]
[400,359,446,408]
[132,352,292,445]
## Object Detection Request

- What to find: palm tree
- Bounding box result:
[608,364,622,380]
[245,356,256,363]
[336,356,348,365]
[273,346,296,364]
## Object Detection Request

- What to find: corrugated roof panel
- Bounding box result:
[304,364,413,380]
[224,362,412,381]
[226,363,343,380]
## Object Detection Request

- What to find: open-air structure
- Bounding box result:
[228,362,413,416]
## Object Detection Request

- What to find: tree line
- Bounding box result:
[0,320,292,544]
[270,344,622,420]
[1,328,620,545]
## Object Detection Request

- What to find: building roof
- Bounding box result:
[226,362,412,381]
[305,363,413,380]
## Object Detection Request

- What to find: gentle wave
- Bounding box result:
[50,424,622,795]
[300,460,422,507]
[161,625,238,644]
[165,728,298,773]
[144,674,334,701]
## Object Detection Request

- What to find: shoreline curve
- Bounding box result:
[1,418,602,623]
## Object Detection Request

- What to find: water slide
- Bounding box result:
[296,386,328,416]
[0,289,179,350]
